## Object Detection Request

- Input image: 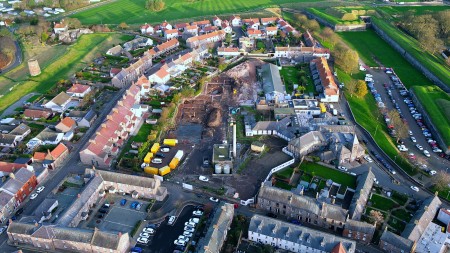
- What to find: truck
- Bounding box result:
[158,166,171,176]
[150,143,160,154]
[169,150,184,169]
[144,167,159,175]
[163,139,178,147]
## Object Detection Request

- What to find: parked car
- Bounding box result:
[363,155,373,163]
[151,158,162,164]
[102,203,110,209]
[143,228,155,234]
[178,235,189,242]
[136,203,142,211]
[410,186,419,192]
[36,186,45,193]
[189,218,200,224]
[168,216,176,225]
[174,239,187,246]
[30,193,38,200]
[183,231,193,237]
[98,208,109,214]
[337,166,347,171]
[198,176,209,182]
[160,148,170,153]
[155,153,165,158]
[423,150,431,157]
[120,199,127,206]
[185,221,196,227]
[411,136,417,143]
[209,197,219,202]
[429,170,437,176]
[416,144,423,151]
[137,237,150,244]
[15,208,24,216]
[130,247,143,253]
[184,226,195,232]
[130,201,139,209]
[193,210,203,216]
[139,232,151,238]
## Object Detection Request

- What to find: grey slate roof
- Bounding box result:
[0,134,17,145]
[53,226,93,243]
[249,215,356,252]
[95,169,156,189]
[49,92,71,106]
[401,195,441,242]
[345,219,376,235]
[7,222,36,235]
[14,168,34,184]
[348,168,375,220]
[380,230,414,251]
[258,183,347,222]
[260,63,286,95]
[10,123,31,136]
[2,178,23,195]
[57,175,103,226]
[0,190,14,206]
[35,128,62,142]
[91,229,121,249]
[197,203,234,253]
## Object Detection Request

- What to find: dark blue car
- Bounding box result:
[131,247,142,253]
[120,199,127,206]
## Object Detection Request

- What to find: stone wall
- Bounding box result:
[304,11,366,32]
[371,22,450,93]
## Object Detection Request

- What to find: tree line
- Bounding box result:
[399,10,449,58]
[18,0,89,11]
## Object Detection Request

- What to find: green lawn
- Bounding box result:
[275,167,294,179]
[379,6,450,16]
[275,180,293,190]
[388,216,406,233]
[280,66,299,94]
[411,87,450,147]
[26,94,42,103]
[307,8,343,25]
[71,0,324,25]
[134,124,153,142]
[0,33,128,114]
[299,161,356,188]
[339,29,433,89]
[370,194,397,211]
[371,17,450,88]
[391,191,408,206]
[391,208,412,222]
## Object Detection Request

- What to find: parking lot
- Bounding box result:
[366,69,450,173]
[85,194,150,233]
[138,205,201,253]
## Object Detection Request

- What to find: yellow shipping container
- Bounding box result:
[169,158,179,170]
[150,143,160,154]
[144,167,159,175]
[143,152,154,164]
[319,103,326,113]
[163,139,178,147]
[159,166,171,176]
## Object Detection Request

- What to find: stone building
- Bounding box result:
[28,59,41,76]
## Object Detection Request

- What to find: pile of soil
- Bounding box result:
[207,108,221,127]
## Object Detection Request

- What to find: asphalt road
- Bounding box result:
[0,41,22,74]
[0,93,37,118]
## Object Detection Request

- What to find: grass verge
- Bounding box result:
[299,161,356,188]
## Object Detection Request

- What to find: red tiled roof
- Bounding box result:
[0,162,24,173]
[58,117,76,128]
[330,242,347,253]
[67,83,90,94]
[192,20,210,26]
[261,17,277,23]
[266,26,278,31]
[278,21,288,27]
[165,29,178,34]
[141,24,152,29]
[186,30,225,43]
[110,68,121,75]
[156,68,170,79]
[284,26,294,32]
[230,15,240,20]
[247,29,262,35]
[54,23,66,29]
[313,57,338,96]
[174,22,189,29]
[24,109,52,119]
[203,26,218,32]
[135,75,149,86]
[33,152,46,161]
[185,25,198,31]
[50,143,68,159]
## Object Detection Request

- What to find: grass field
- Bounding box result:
[371,18,450,88]
[307,7,342,25]
[280,66,299,94]
[370,194,397,211]
[379,5,450,16]
[71,0,324,25]
[338,29,432,88]
[299,161,356,188]
[411,86,450,147]
[0,33,130,114]
[133,124,153,142]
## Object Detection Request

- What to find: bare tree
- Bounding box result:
[432,171,450,192]
[333,43,359,74]
[369,210,384,224]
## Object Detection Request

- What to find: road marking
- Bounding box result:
[103,220,133,228]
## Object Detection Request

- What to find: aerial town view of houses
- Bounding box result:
[0,0,449,252]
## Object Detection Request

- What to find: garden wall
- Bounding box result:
[371,22,450,93]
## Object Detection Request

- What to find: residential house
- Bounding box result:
[7,223,131,253]
[186,30,226,48]
[437,208,450,225]
[379,230,415,253]
[0,161,30,175]
[230,15,242,26]
[259,63,286,104]
[401,195,441,242]
[213,16,222,27]
[265,26,278,36]
[111,54,152,88]
[135,75,151,96]
[123,36,153,51]
[157,21,172,31]
[79,83,141,168]
[110,67,121,77]
[347,169,375,221]
[140,23,154,34]
[55,117,76,133]
[0,134,19,148]
[106,45,124,56]
[248,215,356,253]
[184,25,198,37]
[201,26,218,34]
[53,22,67,34]
[261,17,277,25]
[239,37,255,51]
[311,57,339,102]
[43,92,72,112]
[217,47,240,57]
[68,110,97,128]
[66,83,91,98]
[343,219,376,243]
[85,168,167,201]
[2,168,37,206]
[221,21,232,33]
[23,109,52,120]
[9,124,31,142]
[304,30,315,47]
[174,22,189,30]
[257,183,348,231]
[0,190,15,224]
[247,28,262,39]
[196,203,234,253]
[164,29,179,40]
[28,128,64,148]
[313,47,331,59]
[145,39,179,59]
[148,68,170,85]
[243,18,260,30]
[192,19,211,29]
